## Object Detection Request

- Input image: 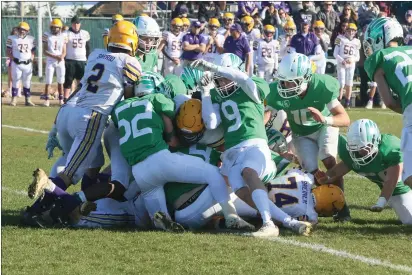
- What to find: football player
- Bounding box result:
[203,18,225,63]
[217,13,235,38]
[241,16,261,76]
[182,18,190,33]
[333,23,361,107]
[254,24,280,82]
[191,53,312,237]
[133,16,162,72]
[158,18,184,76]
[6,21,36,106]
[316,119,412,224]
[102,14,124,49]
[265,52,351,222]
[42,19,67,107]
[312,20,329,74]
[27,21,142,219]
[363,17,412,188]
[110,70,254,232]
[278,20,296,60]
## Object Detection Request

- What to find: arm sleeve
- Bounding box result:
[202,95,221,129]
[326,98,341,111]
[215,66,261,103]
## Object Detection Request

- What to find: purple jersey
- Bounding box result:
[181,32,206,61]
[223,34,251,61]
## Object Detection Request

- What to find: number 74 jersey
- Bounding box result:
[76,49,142,115]
[364,46,412,113]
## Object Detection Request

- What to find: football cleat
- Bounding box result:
[153,211,185,233]
[365,100,373,109]
[9,97,17,106]
[380,102,387,109]
[79,201,97,216]
[289,221,313,236]
[225,215,255,231]
[333,204,352,222]
[43,100,50,107]
[28,168,50,200]
[247,222,279,238]
[25,98,35,106]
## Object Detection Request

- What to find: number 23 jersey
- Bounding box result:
[76,49,142,115]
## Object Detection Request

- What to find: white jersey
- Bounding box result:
[42,31,67,56]
[76,49,142,115]
[244,29,261,49]
[267,169,318,223]
[6,34,36,61]
[333,35,360,65]
[203,33,225,62]
[255,38,280,66]
[217,27,229,36]
[278,35,292,59]
[163,31,184,59]
[265,109,292,144]
[64,29,90,61]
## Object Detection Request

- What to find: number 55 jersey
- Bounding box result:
[76,49,142,115]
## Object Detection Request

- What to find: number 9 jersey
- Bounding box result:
[76,49,142,115]
[267,169,318,224]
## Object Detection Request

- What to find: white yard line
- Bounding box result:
[349,110,402,116]
[2,125,48,134]
[268,238,412,273]
[2,186,27,196]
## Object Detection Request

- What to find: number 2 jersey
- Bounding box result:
[266,74,340,137]
[267,169,318,223]
[111,93,175,165]
[76,49,142,115]
[364,46,412,113]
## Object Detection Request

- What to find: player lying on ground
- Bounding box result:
[363,17,412,188]
[316,119,412,224]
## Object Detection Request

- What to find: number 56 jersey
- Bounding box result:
[267,169,318,224]
[76,49,142,115]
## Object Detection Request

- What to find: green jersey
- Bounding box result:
[338,134,411,196]
[164,144,221,209]
[111,94,175,166]
[364,46,412,112]
[211,76,270,149]
[136,50,158,72]
[266,74,340,137]
[164,74,188,98]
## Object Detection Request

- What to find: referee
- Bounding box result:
[63,16,90,102]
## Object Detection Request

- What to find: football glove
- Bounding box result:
[190,59,219,73]
[46,124,63,159]
[370,197,387,212]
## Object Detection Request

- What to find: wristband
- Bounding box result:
[324,116,334,126]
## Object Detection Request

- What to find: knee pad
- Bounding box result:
[107,180,126,202]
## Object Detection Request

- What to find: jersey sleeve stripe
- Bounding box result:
[126,63,140,74]
[123,69,139,83]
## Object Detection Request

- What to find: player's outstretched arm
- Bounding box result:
[374,68,402,114]
[200,73,221,129]
[316,161,351,185]
[371,163,403,212]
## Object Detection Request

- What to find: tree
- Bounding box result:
[48,1,58,17]
[1,1,19,16]
[70,2,87,17]
[25,3,38,16]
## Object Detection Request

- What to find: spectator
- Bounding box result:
[289,19,321,58]
[340,3,358,25]
[403,10,412,45]
[289,1,303,14]
[316,1,340,37]
[237,2,259,19]
[181,21,207,66]
[223,23,252,75]
[293,1,317,31]
[218,12,235,38]
[330,18,349,51]
[392,2,412,24]
[357,1,380,18]
[261,4,292,36]
[172,2,189,19]
[261,3,277,26]
[376,1,392,17]
[253,13,264,35]
[198,2,221,21]
[199,16,207,34]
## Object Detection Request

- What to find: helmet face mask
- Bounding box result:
[346,119,381,166]
[51,26,61,35]
[171,24,182,35]
[213,53,244,98]
[213,75,236,97]
[267,129,288,154]
[264,30,274,41]
[138,35,160,53]
[134,16,162,54]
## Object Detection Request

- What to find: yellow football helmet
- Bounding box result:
[283,20,296,36]
[171,18,183,34]
[208,18,221,28]
[241,16,254,32]
[312,184,345,216]
[313,20,325,29]
[182,17,190,31]
[18,21,30,31]
[223,12,235,20]
[176,99,205,145]
[108,21,138,56]
[348,23,357,31]
[50,18,63,28]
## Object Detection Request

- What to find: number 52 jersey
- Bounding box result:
[76,49,142,115]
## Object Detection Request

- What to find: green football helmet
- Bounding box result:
[267,128,288,154]
[363,17,404,58]
[346,119,381,166]
[181,67,204,94]
[134,71,165,97]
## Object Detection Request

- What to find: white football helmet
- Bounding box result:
[276,52,312,98]
[133,16,162,54]
[346,119,381,166]
[363,17,404,58]
[213,53,245,98]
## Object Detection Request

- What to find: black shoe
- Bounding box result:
[20,207,48,228]
[333,204,352,222]
[153,211,185,233]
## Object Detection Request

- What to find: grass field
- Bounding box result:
[2,106,412,275]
